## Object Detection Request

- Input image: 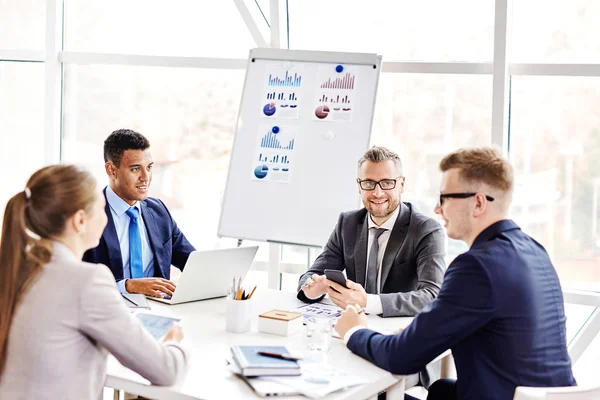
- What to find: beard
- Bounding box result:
[364,196,400,219]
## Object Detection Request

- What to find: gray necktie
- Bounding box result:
[366,228,386,294]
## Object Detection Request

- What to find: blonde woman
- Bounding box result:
[0,165,188,400]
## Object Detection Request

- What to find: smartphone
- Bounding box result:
[324,269,349,289]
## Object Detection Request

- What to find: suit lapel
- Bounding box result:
[353,212,369,287]
[380,202,410,289]
[102,188,124,279]
[140,201,162,274]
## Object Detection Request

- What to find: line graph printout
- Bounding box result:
[261,64,305,120]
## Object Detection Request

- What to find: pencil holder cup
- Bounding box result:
[225,297,254,333]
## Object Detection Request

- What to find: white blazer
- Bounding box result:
[0,241,188,400]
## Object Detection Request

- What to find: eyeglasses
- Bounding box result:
[438,192,495,206]
[357,177,402,191]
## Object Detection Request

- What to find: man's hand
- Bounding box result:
[335,304,368,339]
[125,278,176,298]
[162,323,184,343]
[327,279,367,310]
[300,274,329,299]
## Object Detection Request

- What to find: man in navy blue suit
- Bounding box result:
[83,129,195,298]
[334,147,576,400]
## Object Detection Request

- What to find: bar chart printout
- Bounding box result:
[314,64,358,122]
[318,94,351,104]
[260,131,295,150]
[262,65,304,120]
[251,125,297,184]
[267,71,302,87]
[320,72,355,90]
[266,92,299,101]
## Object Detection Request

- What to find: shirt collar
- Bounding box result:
[471,219,521,247]
[106,185,141,217]
[51,240,78,262]
[367,204,401,231]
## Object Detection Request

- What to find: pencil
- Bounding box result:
[121,293,138,307]
[247,286,257,299]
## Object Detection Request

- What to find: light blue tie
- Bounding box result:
[125,207,144,279]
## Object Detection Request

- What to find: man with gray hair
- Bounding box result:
[297,145,446,389]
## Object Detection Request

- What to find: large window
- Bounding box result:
[0,0,46,50]
[61,64,245,247]
[64,0,257,57]
[0,62,45,209]
[509,76,600,288]
[288,0,494,61]
[372,74,492,214]
[512,0,600,63]
[372,73,492,259]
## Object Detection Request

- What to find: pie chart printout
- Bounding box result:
[263,102,276,116]
[253,164,269,179]
[315,105,330,119]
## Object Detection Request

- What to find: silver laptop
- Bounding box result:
[150,246,259,305]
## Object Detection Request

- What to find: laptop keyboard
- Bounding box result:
[157,292,172,300]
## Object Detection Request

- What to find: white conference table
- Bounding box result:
[105,289,415,400]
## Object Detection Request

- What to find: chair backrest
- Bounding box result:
[514,386,600,400]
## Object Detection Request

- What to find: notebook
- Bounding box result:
[231,346,301,377]
[227,361,300,397]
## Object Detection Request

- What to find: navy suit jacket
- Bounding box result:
[347,220,576,400]
[83,188,196,281]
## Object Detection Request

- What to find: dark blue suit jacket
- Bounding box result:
[347,220,575,400]
[83,188,196,281]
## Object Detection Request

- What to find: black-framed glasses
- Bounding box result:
[438,192,495,206]
[357,177,403,191]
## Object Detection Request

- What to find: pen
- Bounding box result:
[257,351,303,361]
[357,308,365,315]
[121,293,138,307]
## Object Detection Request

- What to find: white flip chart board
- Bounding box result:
[218,48,382,247]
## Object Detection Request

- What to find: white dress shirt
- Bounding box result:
[306,206,401,315]
[105,186,155,293]
[364,205,400,315]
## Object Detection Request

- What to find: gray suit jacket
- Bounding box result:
[0,242,188,400]
[297,202,446,317]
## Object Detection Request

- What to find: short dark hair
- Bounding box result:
[104,129,150,167]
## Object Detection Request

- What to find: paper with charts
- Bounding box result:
[251,124,298,184]
[291,303,343,323]
[261,63,304,120]
[260,361,371,399]
[313,64,358,122]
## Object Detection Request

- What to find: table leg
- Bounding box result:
[441,353,457,379]
[385,377,406,400]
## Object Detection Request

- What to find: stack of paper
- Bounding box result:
[249,361,370,399]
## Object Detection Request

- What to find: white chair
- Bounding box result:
[514,385,600,400]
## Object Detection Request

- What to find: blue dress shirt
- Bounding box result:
[105,186,155,293]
